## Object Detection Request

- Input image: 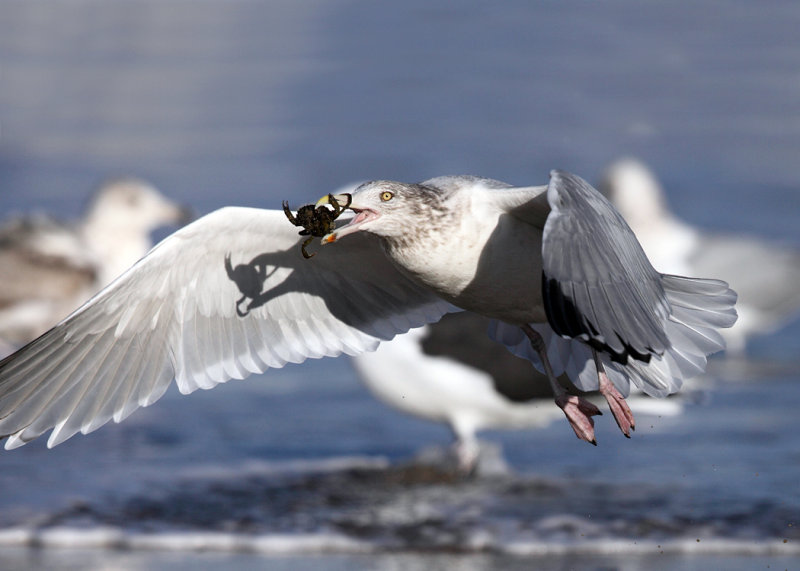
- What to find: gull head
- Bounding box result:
[320,180,438,244]
[86,178,193,234]
[598,159,669,228]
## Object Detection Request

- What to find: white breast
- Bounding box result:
[386,191,546,325]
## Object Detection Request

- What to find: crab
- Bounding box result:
[282,193,352,258]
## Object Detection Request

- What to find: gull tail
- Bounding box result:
[489,275,737,398]
[591,275,737,398]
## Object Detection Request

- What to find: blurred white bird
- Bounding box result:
[599,158,800,354]
[352,312,686,472]
[352,313,563,471]
[0,178,191,347]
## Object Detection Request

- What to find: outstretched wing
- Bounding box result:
[0,207,450,449]
[541,170,672,362]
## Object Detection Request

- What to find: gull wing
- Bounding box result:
[539,170,736,397]
[499,186,550,229]
[0,207,450,449]
[540,170,672,362]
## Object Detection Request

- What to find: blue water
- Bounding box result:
[1,1,800,569]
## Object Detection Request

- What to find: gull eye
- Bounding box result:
[380,191,394,202]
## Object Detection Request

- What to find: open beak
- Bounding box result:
[316,193,352,244]
[316,192,378,244]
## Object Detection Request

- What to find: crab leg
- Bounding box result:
[282,200,297,224]
[301,236,316,259]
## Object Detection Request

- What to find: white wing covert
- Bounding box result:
[0,207,450,449]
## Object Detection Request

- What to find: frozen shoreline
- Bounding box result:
[0,526,797,556]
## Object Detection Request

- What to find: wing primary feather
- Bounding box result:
[44,328,125,446]
[0,336,98,436]
[78,334,140,434]
[112,335,157,423]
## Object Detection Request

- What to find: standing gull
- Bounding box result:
[0,170,736,449]
[352,312,685,472]
[0,178,191,348]
[600,158,800,354]
[352,313,566,471]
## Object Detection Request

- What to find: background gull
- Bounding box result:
[0,170,736,450]
[0,178,191,349]
[600,158,800,354]
[352,312,685,472]
[352,313,566,472]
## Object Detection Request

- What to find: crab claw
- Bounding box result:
[318,192,370,245]
[316,193,351,209]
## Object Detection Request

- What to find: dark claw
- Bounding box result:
[283,194,352,259]
[301,236,316,259]
[329,193,352,213]
[282,200,297,225]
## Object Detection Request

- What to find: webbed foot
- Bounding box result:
[555,394,603,445]
[599,371,636,437]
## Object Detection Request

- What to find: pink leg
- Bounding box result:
[522,325,602,445]
[593,350,636,437]
[554,393,604,445]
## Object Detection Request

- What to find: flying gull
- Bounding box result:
[600,158,800,354]
[0,170,737,450]
[0,178,191,349]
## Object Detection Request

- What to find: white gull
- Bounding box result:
[352,312,684,472]
[0,170,736,449]
[0,178,190,347]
